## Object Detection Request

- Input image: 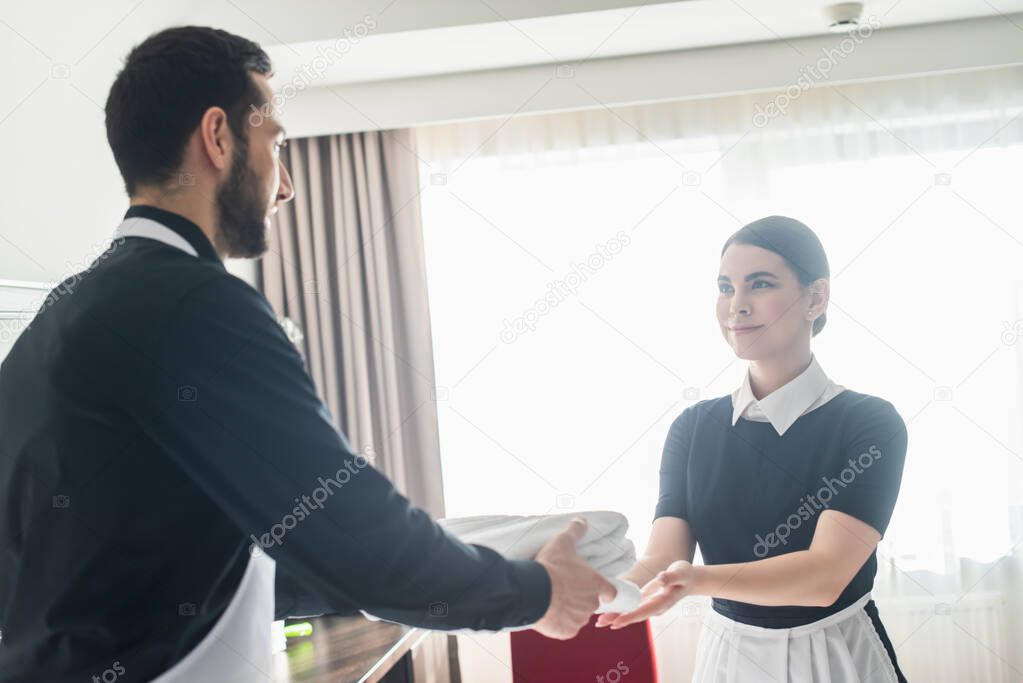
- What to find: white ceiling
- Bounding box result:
[262,0,1023,88]
[5,0,1023,97]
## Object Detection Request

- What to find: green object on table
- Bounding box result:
[284,622,313,638]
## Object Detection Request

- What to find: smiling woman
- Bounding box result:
[596,216,909,682]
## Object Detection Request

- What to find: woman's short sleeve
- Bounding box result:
[654,408,695,521]
[824,398,908,537]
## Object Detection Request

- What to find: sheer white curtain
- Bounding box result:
[416,65,1023,681]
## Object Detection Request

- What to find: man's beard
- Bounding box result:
[216,141,269,258]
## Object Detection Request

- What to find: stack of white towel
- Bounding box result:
[361,510,643,629]
[438,510,642,618]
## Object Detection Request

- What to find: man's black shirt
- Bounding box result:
[0,205,550,682]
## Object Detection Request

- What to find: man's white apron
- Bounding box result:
[114,218,277,683]
[692,593,899,683]
[151,548,276,683]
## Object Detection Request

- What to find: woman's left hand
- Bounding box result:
[595,560,696,629]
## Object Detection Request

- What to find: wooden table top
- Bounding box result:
[272,615,428,683]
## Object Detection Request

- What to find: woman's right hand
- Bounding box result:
[596,560,695,628]
[596,517,696,627]
[593,560,659,627]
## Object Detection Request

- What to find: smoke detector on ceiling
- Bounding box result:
[823,2,865,32]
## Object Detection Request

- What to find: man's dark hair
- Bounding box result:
[105,26,272,195]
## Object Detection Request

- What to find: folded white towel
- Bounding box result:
[438,510,641,616]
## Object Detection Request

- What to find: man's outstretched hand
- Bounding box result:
[532,517,618,639]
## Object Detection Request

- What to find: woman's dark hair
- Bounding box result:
[105,26,272,195]
[721,215,830,336]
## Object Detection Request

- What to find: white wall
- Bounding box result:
[2,1,286,284]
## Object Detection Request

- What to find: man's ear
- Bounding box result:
[198,107,232,172]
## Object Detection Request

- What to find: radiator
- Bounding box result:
[875,592,1011,682]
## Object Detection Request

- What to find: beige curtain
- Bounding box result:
[259,129,458,681]
[259,129,445,517]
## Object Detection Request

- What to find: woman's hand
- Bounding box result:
[595,560,696,629]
